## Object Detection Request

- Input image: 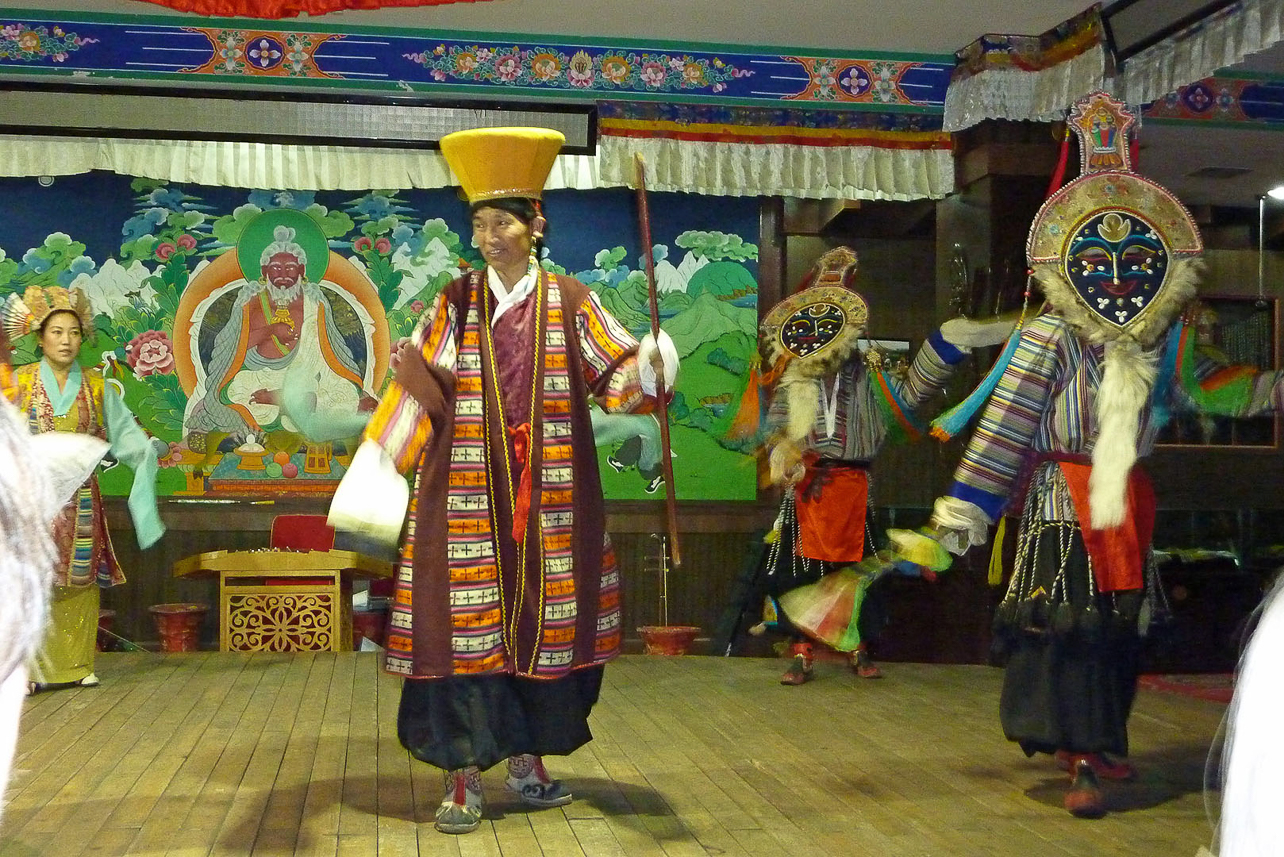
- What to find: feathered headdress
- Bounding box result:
[2,286,94,341]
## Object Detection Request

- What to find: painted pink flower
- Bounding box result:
[158,441,184,468]
[353,236,373,252]
[640,62,665,88]
[374,236,392,254]
[125,330,176,377]
[155,242,176,261]
[432,69,447,82]
[176,233,197,250]
[410,299,425,313]
[496,54,521,82]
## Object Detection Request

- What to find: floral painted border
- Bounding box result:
[0,12,952,110]
[1141,76,1284,127]
[0,23,97,63]
[405,43,753,95]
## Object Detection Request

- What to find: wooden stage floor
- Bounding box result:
[0,653,1224,856]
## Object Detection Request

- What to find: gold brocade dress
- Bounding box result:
[15,362,123,685]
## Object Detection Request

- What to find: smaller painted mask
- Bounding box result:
[1064,210,1168,328]
[780,301,848,359]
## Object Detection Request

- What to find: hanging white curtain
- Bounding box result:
[596,135,954,201]
[1120,0,1284,106]
[942,6,1108,132]
[943,44,1106,132]
[0,132,951,200]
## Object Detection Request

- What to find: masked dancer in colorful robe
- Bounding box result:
[719,247,1010,684]
[919,92,1284,818]
[2,286,164,694]
[328,127,678,835]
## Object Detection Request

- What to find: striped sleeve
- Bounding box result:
[576,290,646,413]
[894,330,967,408]
[363,292,459,474]
[947,316,1062,521]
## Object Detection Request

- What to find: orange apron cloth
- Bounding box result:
[794,460,870,563]
[1055,459,1156,593]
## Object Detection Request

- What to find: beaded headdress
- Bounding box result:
[1,286,94,341]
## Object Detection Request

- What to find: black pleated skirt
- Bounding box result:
[995,522,1143,758]
[397,666,605,771]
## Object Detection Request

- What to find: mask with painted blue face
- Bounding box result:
[1064,210,1169,329]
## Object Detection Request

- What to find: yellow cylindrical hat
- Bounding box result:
[439,127,565,204]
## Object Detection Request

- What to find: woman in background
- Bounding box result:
[3,286,164,693]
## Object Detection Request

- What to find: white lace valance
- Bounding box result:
[0,134,600,192]
[943,44,1107,132]
[1120,0,1284,106]
[596,135,954,201]
[0,132,952,201]
[943,5,1108,132]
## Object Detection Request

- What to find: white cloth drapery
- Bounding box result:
[1120,0,1284,106]
[0,132,953,201]
[942,44,1107,132]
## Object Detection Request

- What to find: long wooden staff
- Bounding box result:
[633,153,681,568]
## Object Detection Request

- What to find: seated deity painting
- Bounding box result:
[172,209,389,483]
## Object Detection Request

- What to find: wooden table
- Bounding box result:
[173,549,392,653]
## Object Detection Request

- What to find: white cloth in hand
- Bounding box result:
[637,329,679,396]
[929,495,993,555]
[328,440,409,547]
[939,316,1016,350]
[22,429,108,519]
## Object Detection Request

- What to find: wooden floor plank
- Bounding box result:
[0,653,1226,857]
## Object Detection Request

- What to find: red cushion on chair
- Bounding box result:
[270,514,336,552]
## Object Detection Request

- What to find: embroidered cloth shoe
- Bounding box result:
[505,754,573,808]
[1054,750,1136,781]
[779,641,814,686]
[1063,758,1106,818]
[435,767,483,834]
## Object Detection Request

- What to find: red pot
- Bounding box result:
[149,603,209,653]
[637,625,701,656]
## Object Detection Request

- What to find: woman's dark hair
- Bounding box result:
[469,197,550,256]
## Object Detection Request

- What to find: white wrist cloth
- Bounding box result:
[327,439,409,546]
[939,316,1017,351]
[930,495,994,555]
[637,329,679,396]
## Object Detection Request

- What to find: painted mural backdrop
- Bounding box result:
[0,173,759,501]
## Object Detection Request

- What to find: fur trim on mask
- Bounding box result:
[1032,256,1201,348]
[1089,338,1157,528]
[768,368,823,452]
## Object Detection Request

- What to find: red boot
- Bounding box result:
[1063,758,1106,818]
[780,641,814,685]
[1054,750,1137,781]
[850,644,882,679]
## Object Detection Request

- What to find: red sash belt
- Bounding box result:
[794,459,870,563]
[1054,458,1155,593]
[509,422,533,544]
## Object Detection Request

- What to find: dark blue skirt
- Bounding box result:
[397,665,604,771]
